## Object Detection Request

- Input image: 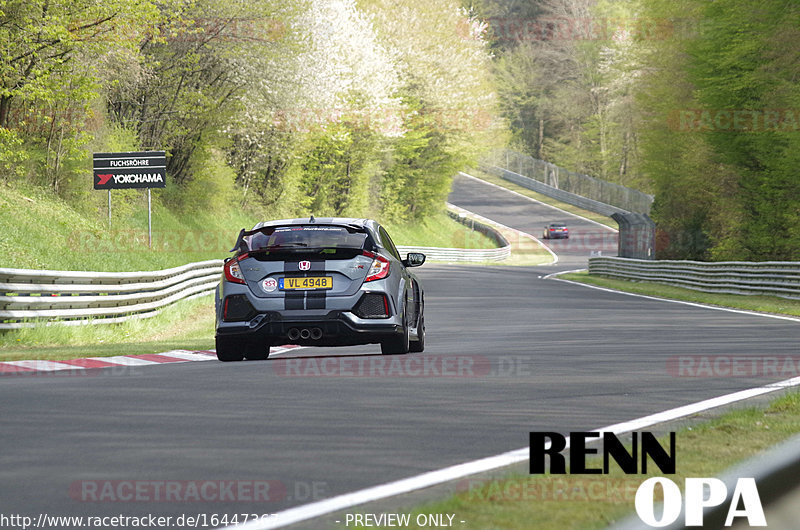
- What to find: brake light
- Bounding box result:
[363,251,390,282]
[224,255,246,284]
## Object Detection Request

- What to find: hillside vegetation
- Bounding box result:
[478,0,800,260]
[0,0,505,271]
[3,0,797,264]
[0,181,496,271]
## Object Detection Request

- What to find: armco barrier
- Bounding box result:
[0,260,223,330]
[0,211,509,329]
[397,244,510,262]
[396,203,511,263]
[480,166,630,217]
[488,149,654,214]
[446,204,510,249]
[589,256,800,300]
[471,168,658,259]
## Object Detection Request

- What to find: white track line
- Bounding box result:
[458,172,618,232]
[224,177,798,529]
[551,273,800,324]
[228,375,800,530]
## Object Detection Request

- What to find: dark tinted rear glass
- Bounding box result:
[248,225,367,251]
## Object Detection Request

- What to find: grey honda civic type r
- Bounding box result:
[214,217,425,361]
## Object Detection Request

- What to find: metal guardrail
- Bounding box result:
[397,244,510,262]
[397,205,511,262]
[482,164,630,217]
[0,260,223,329]
[488,149,654,214]
[589,256,800,300]
[0,210,510,329]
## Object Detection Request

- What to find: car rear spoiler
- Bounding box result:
[229,229,248,253]
[228,224,368,253]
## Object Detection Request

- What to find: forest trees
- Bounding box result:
[0,0,160,191]
[481,0,800,260]
[636,0,800,260]
[484,0,644,187]
[0,0,502,223]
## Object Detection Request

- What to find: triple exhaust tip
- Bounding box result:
[288,327,323,341]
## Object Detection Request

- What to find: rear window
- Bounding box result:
[247,225,368,251]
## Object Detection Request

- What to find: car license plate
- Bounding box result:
[280,277,333,290]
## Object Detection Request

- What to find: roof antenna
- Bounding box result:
[309,214,316,223]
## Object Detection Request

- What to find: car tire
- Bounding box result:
[381,315,410,355]
[245,346,270,361]
[409,315,425,353]
[216,336,246,362]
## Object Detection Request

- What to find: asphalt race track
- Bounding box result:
[449,173,618,270]
[1,175,799,528]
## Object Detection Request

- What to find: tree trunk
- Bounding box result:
[537,117,544,159]
[0,95,11,128]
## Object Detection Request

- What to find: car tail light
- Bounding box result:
[363,251,390,282]
[224,254,247,284]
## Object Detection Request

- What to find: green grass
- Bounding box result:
[0,182,260,271]
[0,183,497,273]
[465,169,618,230]
[385,211,498,250]
[560,271,800,318]
[364,390,800,530]
[0,294,216,360]
[0,181,501,358]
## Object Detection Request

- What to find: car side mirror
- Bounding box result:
[403,252,426,267]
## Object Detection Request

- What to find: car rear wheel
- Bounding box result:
[409,315,425,353]
[381,316,410,355]
[216,336,246,362]
[245,346,270,361]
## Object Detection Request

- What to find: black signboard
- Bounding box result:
[93,151,167,189]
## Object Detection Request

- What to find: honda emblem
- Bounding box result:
[299,260,311,271]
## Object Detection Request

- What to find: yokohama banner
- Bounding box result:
[93,151,167,189]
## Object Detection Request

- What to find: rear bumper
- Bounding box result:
[216,310,402,347]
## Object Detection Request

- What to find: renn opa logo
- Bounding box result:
[529,431,766,527]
